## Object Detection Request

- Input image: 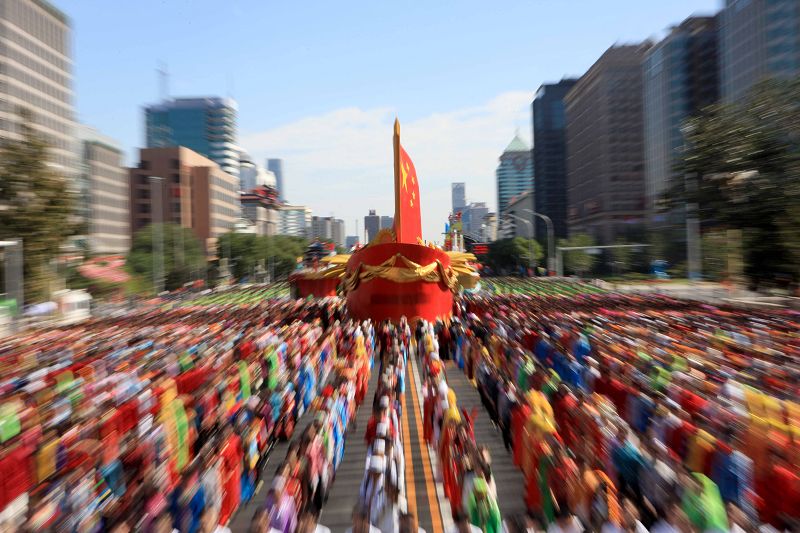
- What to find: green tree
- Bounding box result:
[0,110,74,303]
[486,237,543,273]
[559,233,596,276]
[126,223,206,292]
[665,78,800,286]
[610,238,632,275]
[216,232,309,281]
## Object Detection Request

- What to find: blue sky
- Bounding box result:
[63,0,719,242]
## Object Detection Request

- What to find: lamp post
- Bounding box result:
[521,209,555,275]
[506,213,535,274]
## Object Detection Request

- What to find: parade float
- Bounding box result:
[288,241,343,298]
[341,120,478,322]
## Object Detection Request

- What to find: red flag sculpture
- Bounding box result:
[393,119,422,244]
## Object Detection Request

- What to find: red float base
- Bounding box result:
[345,243,453,323]
[289,274,339,298]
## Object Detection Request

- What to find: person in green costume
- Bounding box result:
[467,477,502,533]
[681,471,729,532]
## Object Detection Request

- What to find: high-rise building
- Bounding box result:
[644,16,719,218]
[0,0,75,176]
[278,205,311,237]
[452,182,466,212]
[380,216,394,230]
[461,202,490,238]
[239,150,277,193]
[311,216,334,241]
[332,219,345,247]
[345,235,359,248]
[565,44,650,244]
[145,97,239,177]
[128,147,239,256]
[77,126,129,254]
[532,79,578,242]
[496,135,533,219]
[720,0,800,103]
[364,209,380,242]
[267,159,285,201]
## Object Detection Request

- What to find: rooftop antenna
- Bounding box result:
[157,61,169,101]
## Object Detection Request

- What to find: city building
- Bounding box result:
[145,97,239,177]
[720,0,800,103]
[380,216,394,230]
[644,16,719,219]
[565,44,651,244]
[332,219,345,248]
[267,159,285,201]
[532,79,578,242]
[241,186,280,236]
[311,216,333,241]
[279,204,312,237]
[128,147,239,256]
[500,191,535,239]
[482,212,498,242]
[0,0,75,177]
[461,202,490,238]
[364,209,380,242]
[452,182,466,212]
[345,235,359,249]
[496,134,533,218]
[77,126,129,255]
[240,150,277,193]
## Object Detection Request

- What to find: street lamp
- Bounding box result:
[521,209,555,275]
[505,213,535,274]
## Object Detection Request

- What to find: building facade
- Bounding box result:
[278,204,311,237]
[380,216,394,230]
[565,44,650,244]
[241,186,280,236]
[145,97,239,177]
[452,182,466,212]
[129,147,239,256]
[332,219,345,247]
[720,0,800,103]
[267,159,284,201]
[239,150,277,193]
[0,0,75,177]
[311,215,333,241]
[496,134,533,218]
[500,192,535,239]
[78,126,129,254]
[345,235,359,249]
[644,16,719,218]
[461,202,489,238]
[532,79,578,242]
[364,209,380,242]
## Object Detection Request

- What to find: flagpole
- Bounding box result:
[393,118,401,242]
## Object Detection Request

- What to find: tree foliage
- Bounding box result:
[559,233,596,276]
[665,78,800,284]
[216,232,308,281]
[0,111,74,303]
[486,237,543,273]
[126,223,206,292]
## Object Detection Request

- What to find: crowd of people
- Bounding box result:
[353,318,430,533]
[1,284,798,533]
[440,292,799,532]
[0,297,374,533]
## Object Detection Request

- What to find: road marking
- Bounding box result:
[407,355,445,533]
[401,392,417,518]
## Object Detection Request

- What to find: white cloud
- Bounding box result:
[241,91,532,242]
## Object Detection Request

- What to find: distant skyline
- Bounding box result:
[63,0,719,242]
